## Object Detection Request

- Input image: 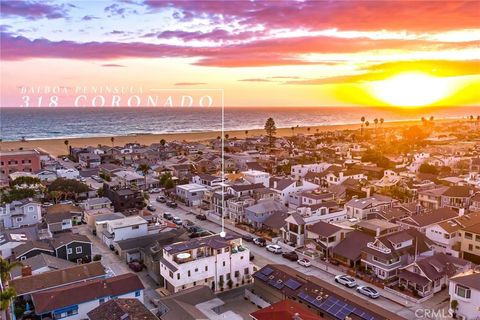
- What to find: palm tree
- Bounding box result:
[64,140,69,155]
[225,134,229,141]
[137,163,151,190]
[0,258,22,284]
[374,118,378,137]
[380,118,385,139]
[0,287,16,311]
[0,258,22,314]
[160,139,166,147]
[307,127,311,134]
[110,137,115,148]
[291,126,295,136]
[244,130,249,139]
[360,116,366,136]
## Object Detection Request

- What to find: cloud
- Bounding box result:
[102,64,126,67]
[82,15,99,21]
[238,78,274,82]
[1,31,477,69]
[104,3,138,18]
[0,1,69,20]
[285,60,480,85]
[144,1,479,33]
[174,82,207,86]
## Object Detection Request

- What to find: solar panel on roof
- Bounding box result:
[261,267,273,276]
[284,278,302,290]
[255,273,268,282]
[297,291,308,300]
[352,309,376,320]
[306,295,316,304]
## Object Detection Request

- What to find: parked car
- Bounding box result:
[356,285,380,299]
[253,237,267,247]
[172,217,183,225]
[266,244,282,254]
[187,226,203,233]
[166,201,178,208]
[242,234,254,242]
[91,175,103,183]
[282,251,298,261]
[189,230,210,238]
[249,254,255,261]
[156,196,167,203]
[150,188,161,193]
[297,258,311,267]
[147,204,156,212]
[334,275,357,288]
[183,219,195,229]
[128,261,143,272]
[196,214,207,220]
[163,212,174,220]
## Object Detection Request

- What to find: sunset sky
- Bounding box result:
[1,0,479,107]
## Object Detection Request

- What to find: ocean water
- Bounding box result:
[0,106,479,141]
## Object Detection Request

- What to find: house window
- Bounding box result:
[76,247,82,254]
[476,235,480,242]
[177,273,180,280]
[67,248,73,254]
[244,268,249,275]
[188,270,191,277]
[16,217,23,222]
[455,284,471,299]
[20,256,26,261]
[132,225,139,230]
[205,266,208,271]
[223,261,226,267]
[468,244,473,251]
[465,232,473,240]
[135,291,141,297]
[193,281,196,286]
[169,271,173,278]
[99,298,105,304]
[235,270,240,277]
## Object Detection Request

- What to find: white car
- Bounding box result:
[334,275,357,288]
[172,217,183,225]
[297,258,311,267]
[150,188,162,193]
[356,285,380,299]
[266,244,283,254]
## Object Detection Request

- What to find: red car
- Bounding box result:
[128,261,143,272]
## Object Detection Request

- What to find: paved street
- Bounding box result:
[148,198,423,320]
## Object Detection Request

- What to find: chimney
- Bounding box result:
[292,313,302,320]
[21,265,32,277]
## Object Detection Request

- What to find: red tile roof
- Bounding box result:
[250,299,321,320]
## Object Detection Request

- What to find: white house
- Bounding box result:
[102,216,148,246]
[160,233,254,293]
[56,168,80,180]
[345,195,397,220]
[175,183,208,206]
[269,177,318,204]
[449,269,480,320]
[0,199,42,229]
[291,163,330,180]
[242,169,270,187]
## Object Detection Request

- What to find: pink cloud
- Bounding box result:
[145,1,479,33]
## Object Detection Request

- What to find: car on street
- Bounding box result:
[266,244,283,254]
[282,251,298,261]
[166,201,178,208]
[172,217,183,225]
[187,226,203,233]
[242,234,254,242]
[147,204,156,211]
[156,196,167,203]
[334,275,357,288]
[297,258,311,267]
[128,261,143,272]
[356,285,380,299]
[163,212,174,220]
[91,175,103,183]
[189,230,210,238]
[183,219,195,229]
[196,214,207,220]
[150,188,161,193]
[253,237,267,247]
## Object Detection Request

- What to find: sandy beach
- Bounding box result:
[0,118,457,157]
